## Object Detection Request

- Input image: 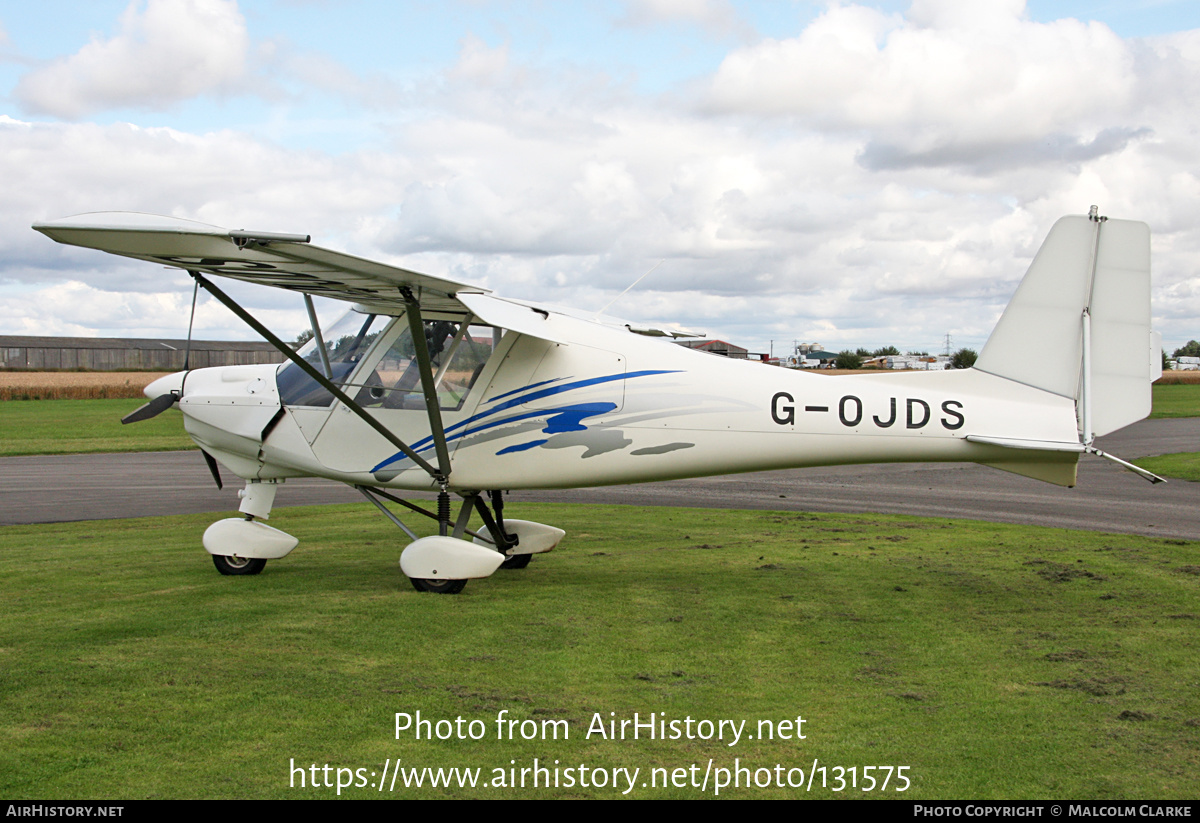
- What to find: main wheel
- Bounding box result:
[212,554,267,576]
[500,552,532,570]
[409,577,466,594]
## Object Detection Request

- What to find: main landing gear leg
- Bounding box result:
[470,490,565,568]
[473,490,528,569]
[356,486,498,595]
[358,487,545,593]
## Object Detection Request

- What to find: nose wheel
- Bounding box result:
[212,554,267,576]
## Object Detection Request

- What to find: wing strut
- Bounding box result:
[400,286,453,480]
[189,271,445,483]
[302,294,333,379]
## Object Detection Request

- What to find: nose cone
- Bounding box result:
[144,371,186,400]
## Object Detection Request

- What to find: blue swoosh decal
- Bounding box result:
[496,439,548,455]
[484,377,569,404]
[369,369,679,473]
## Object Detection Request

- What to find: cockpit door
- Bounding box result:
[307,313,509,478]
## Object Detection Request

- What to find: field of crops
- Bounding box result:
[1154,370,1200,384]
[0,371,169,400]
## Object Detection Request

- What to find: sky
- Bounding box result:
[1,0,1198,357]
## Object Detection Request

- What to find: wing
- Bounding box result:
[32,211,485,315]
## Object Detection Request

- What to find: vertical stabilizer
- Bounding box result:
[975,213,1153,439]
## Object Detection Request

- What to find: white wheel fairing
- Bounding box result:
[400,536,505,580]
[472,519,565,555]
[202,517,299,559]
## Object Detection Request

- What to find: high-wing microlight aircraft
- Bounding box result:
[33,208,1161,593]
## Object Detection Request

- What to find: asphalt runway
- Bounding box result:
[2,418,1197,538]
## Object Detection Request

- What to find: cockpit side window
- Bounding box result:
[353,320,500,411]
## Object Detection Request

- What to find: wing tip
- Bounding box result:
[32,212,226,236]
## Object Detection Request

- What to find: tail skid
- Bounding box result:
[1086,446,1165,484]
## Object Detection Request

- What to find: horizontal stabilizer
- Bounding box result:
[967,427,1083,486]
[966,435,1085,453]
[967,435,1162,485]
[977,455,1079,487]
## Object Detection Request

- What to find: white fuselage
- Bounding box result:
[166,308,1082,492]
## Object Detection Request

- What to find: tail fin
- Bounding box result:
[975,210,1154,440]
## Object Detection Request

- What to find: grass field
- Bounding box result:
[2,502,1198,799]
[1145,383,1200,418]
[1134,453,1200,482]
[0,398,193,456]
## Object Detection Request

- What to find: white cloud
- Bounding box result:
[0,280,309,339]
[450,33,514,84]
[618,0,754,40]
[705,0,1144,168]
[15,0,249,119]
[6,2,1200,354]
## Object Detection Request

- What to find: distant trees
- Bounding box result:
[824,346,977,369]
[1173,341,1200,357]
[295,329,314,346]
[836,350,863,369]
[950,348,978,369]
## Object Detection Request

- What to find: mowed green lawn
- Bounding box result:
[1,385,1197,798]
[1147,382,1200,418]
[0,384,1196,458]
[1,503,1198,799]
[0,398,193,456]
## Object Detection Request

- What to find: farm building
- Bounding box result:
[0,335,286,371]
[674,339,750,359]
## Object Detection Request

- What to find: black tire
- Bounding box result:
[410,577,466,594]
[212,554,267,576]
[500,552,532,570]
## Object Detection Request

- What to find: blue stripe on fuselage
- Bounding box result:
[369,369,678,473]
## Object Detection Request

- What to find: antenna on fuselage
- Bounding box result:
[594,258,666,318]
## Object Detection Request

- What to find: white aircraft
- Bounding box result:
[33,207,1162,593]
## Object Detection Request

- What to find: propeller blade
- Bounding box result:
[200,449,223,490]
[121,392,178,424]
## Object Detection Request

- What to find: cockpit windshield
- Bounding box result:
[277,309,501,411]
[277,310,384,407]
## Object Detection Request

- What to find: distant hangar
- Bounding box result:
[0,335,285,371]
